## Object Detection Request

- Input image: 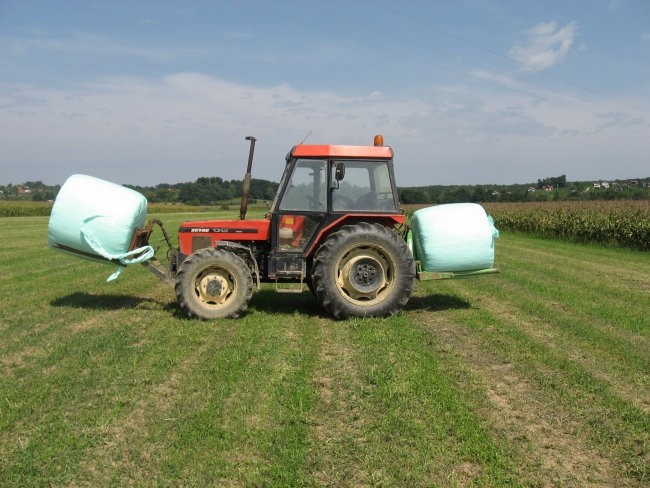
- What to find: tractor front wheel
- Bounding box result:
[311,222,415,319]
[175,248,253,319]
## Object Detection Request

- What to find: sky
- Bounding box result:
[1,0,649,187]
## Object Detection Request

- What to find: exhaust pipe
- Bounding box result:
[240,136,256,220]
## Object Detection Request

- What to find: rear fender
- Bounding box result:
[305,213,406,257]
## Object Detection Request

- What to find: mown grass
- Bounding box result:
[0,213,647,486]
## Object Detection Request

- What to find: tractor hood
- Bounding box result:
[178,218,270,255]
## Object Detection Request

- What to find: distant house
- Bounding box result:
[601,181,610,189]
[542,185,554,191]
[593,182,601,189]
[528,186,536,192]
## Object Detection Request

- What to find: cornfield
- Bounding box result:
[0,201,52,217]
[483,200,650,251]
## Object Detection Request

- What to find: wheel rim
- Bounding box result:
[194,266,237,309]
[336,245,395,304]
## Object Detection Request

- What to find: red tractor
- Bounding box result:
[138,136,498,320]
[145,135,416,320]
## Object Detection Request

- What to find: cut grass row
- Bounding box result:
[0,214,647,486]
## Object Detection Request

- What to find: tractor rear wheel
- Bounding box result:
[311,222,415,319]
[175,248,253,319]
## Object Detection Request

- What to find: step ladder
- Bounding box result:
[274,269,305,293]
[271,255,307,293]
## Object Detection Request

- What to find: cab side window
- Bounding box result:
[331,161,396,211]
[279,159,327,211]
[332,166,371,210]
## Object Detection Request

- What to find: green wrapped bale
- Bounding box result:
[411,203,499,272]
[48,174,153,280]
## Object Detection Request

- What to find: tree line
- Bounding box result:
[398,177,649,204]
[0,177,280,205]
[2,175,648,204]
[125,177,280,206]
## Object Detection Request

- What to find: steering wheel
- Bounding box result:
[333,195,356,210]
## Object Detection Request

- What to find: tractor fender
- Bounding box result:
[305,213,406,258]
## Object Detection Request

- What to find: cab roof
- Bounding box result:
[291,144,393,159]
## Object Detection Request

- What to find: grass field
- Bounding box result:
[0,212,648,486]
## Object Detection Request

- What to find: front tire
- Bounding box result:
[175,248,253,319]
[311,222,415,319]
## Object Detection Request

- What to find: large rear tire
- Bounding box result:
[311,222,415,319]
[175,248,253,319]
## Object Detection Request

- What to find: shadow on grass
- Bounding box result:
[248,289,329,318]
[155,290,328,320]
[250,290,470,317]
[405,293,471,312]
[51,290,470,318]
[51,292,168,310]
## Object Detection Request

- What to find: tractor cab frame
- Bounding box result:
[266,144,405,285]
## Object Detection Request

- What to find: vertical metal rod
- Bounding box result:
[240,136,256,220]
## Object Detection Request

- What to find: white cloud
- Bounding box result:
[509,21,578,71]
[0,73,647,186]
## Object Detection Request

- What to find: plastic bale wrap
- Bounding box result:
[411,203,499,272]
[406,229,414,256]
[47,174,154,280]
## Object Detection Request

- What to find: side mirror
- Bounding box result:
[335,162,345,181]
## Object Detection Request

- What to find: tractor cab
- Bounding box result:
[262,139,406,288]
[269,139,403,255]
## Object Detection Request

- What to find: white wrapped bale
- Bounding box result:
[48,174,153,280]
[411,203,499,272]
